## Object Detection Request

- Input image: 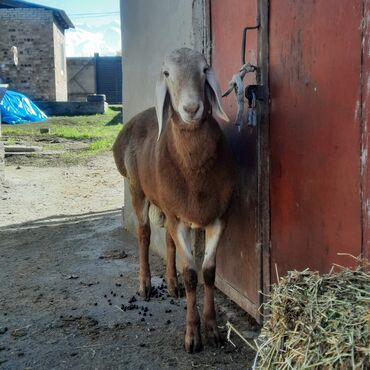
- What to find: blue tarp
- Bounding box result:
[0,90,47,124]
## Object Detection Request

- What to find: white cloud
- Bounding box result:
[65,20,121,57]
[111,26,121,35]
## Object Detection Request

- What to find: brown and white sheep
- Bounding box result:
[113,48,235,353]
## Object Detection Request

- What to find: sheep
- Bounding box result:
[113,48,235,353]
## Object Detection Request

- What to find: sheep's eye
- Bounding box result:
[203,67,209,74]
[163,71,169,77]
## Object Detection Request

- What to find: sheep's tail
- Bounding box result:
[113,131,127,178]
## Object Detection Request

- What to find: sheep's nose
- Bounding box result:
[183,103,200,115]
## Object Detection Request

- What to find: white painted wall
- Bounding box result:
[120,0,208,262]
[121,0,198,121]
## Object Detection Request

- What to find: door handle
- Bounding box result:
[241,20,260,65]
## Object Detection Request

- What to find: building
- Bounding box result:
[0,0,74,101]
[121,0,370,322]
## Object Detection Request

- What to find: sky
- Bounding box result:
[30,0,121,56]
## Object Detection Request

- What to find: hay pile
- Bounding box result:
[254,261,370,369]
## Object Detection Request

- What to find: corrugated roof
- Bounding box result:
[0,0,74,29]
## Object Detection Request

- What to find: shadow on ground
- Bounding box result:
[0,209,257,369]
[105,107,123,126]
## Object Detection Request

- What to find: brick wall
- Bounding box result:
[0,8,66,101]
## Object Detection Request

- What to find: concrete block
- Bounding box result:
[34,101,108,116]
[87,94,106,103]
[4,145,42,152]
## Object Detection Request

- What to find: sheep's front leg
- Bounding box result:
[166,230,179,298]
[168,220,202,353]
[203,219,224,347]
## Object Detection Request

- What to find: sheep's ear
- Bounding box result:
[205,68,229,122]
[155,77,170,140]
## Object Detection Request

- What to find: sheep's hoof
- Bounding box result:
[204,321,223,348]
[138,282,152,300]
[167,277,179,298]
[167,279,186,298]
[168,286,179,298]
[184,324,203,353]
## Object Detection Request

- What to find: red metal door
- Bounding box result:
[363,1,370,261]
[211,0,261,320]
[269,0,365,278]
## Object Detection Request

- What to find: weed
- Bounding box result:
[2,106,123,166]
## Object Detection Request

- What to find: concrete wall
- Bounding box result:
[67,57,97,101]
[0,88,7,182]
[122,0,209,122]
[53,22,68,101]
[35,100,108,116]
[0,139,4,183]
[120,0,209,268]
[122,0,193,122]
[0,8,65,101]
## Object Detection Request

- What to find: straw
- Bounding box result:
[254,258,370,369]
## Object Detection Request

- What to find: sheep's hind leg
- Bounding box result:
[202,219,224,347]
[168,219,202,353]
[166,230,179,298]
[132,190,151,300]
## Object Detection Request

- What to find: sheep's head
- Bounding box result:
[155,48,229,139]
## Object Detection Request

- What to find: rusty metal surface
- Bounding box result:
[362,1,370,260]
[211,0,260,313]
[269,0,363,279]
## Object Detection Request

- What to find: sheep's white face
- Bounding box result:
[162,50,208,125]
[155,48,228,139]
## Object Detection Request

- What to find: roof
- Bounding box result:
[0,0,74,29]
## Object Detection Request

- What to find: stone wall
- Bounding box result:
[0,8,65,101]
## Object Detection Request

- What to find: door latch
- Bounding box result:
[247,90,257,127]
[241,21,260,65]
[222,20,264,131]
[245,85,265,127]
[222,63,256,131]
[245,84,265,102]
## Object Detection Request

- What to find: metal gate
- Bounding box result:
[67,57,96,102]
[269,0,368,279]
[211,0,267,321]
[210,0,369,321]
[96,56,123,104]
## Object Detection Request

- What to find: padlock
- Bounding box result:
[247,90,257,127]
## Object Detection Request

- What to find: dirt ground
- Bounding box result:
[0,153,258,369]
